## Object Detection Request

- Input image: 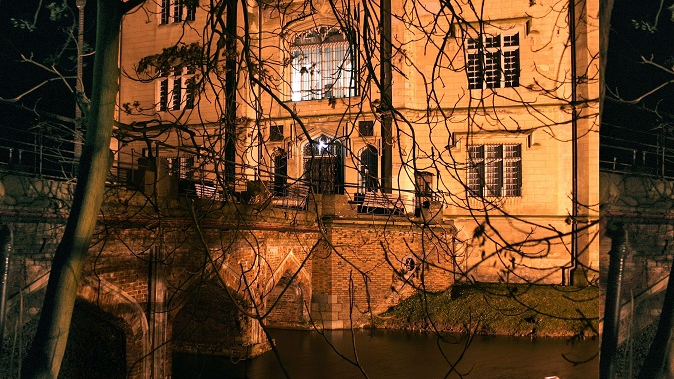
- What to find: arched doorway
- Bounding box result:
[172,283,242,356]
[303,134,344,194]
[59,299,127,379]
[265,272,308,328]
[359,144,378,193]
[272,148,288,196]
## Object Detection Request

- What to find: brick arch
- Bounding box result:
[78,276,149,379]
[170,280,244,356]
[264,250,311,299]
[263,250,312,327]
[165,272,269,358]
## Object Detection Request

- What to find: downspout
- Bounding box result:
[0,225,12,359]
[256,3,262,180]
[564,0,579,286]
[379,0,393,194]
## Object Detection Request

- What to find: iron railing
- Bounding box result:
[600,124,674,180]
[0,124,80,181]
[0,127,444,214]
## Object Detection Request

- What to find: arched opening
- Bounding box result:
[303,135,344,194]
[290,26,357,101]
[59,298,127,379]
[414,170,434,216]
[172,283,242,356]
[359,144,378,193]
[265,272,308,328]
[272,148,288,196]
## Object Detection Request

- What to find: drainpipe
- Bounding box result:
[379,0,392,194]
[0,225,13,359]
[256,3,262,180]
[599,223,628,379]
[564,0,580,286]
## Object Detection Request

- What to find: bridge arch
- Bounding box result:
[77,276,149,379]
[169,278,246,357]
[263,250,312,328]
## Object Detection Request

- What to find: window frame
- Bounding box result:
[157,65,196,112]
[467,144,522,197]
[160,0,196,25]
[358,121,375,137]
[466,32,520,90]
[289,27,358,102]
[269,125,284,142]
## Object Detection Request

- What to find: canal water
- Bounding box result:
[173,329,598,379]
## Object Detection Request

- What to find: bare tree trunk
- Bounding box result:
[600,224,628,379]
[21,1,126,378]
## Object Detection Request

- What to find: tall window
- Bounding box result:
[303,135,344,194]
[466,33,520,89]
[467,144,521,197]
[272,149,288,196]
[290,27,357,101]
[158,65,195,111]
[414,171,434,216]
[161,0,196,24]
[359,145,378,192]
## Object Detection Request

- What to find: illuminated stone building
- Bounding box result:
[113,0,599,331]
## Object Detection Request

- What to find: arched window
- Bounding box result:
[272,148,288,196]
[359,145,378,192]
[290,27,357,101]
[303,135,344,194]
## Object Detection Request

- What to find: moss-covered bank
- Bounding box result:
[377,282,599,339]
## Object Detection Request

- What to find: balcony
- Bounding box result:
[0,130,444,220]
[601,125,674,180]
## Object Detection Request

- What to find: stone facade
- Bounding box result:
[114,0,599,287]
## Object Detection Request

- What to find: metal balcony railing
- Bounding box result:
[0,124,80,181]
[601,124,674,180]
[1,128,443,215]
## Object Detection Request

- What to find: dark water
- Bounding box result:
[173,329,598,379]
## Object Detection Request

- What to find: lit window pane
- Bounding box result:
[290,28,357,101]
[468,144,521,197]
[466,33,519,89]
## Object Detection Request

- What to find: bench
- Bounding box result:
[194,182,224,201]
[360,192,407,214]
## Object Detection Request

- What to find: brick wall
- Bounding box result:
[2,177,590,378]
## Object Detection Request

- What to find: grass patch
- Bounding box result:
[377,282,599,338]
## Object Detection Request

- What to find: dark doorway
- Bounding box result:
[59,299,127,379]
[303,135,344,194]
[359,145,378,192]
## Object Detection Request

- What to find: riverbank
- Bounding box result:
[376,282,599,338]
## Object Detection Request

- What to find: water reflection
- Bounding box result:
[173,329,598,379]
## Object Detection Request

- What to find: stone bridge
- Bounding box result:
[601,173,674,341]
[0,175,456,379]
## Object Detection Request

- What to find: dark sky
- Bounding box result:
[604,0,674,133]
[0,1,96,124]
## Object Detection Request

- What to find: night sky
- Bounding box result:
[0,1,96,132]
[604,1,674,135]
